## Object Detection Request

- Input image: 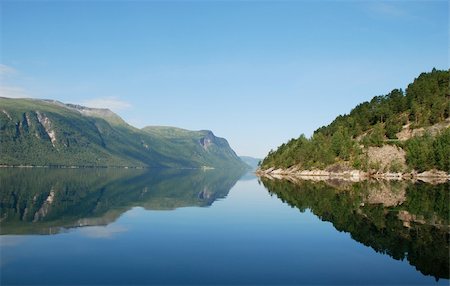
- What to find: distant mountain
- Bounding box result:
[0,97,248,169]
[142,126,247,169]
[239,156,262,170]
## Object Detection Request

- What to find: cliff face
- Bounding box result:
[141,126,247,169]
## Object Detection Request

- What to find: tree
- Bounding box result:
[405,133,434,172]
[331,126,353,160]
[363,123,385,147]
[433,129,450,172]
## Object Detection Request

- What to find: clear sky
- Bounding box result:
[0,0,448,158]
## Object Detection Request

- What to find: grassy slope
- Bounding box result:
[0,98,247,169]
[1,98,135,166]
[142,126,247,169]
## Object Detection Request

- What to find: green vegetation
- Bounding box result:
[142,126,245,169]
[261,178,449,280]
[261,69,450,172]
[405,129,450,172]
[0,98,248,169]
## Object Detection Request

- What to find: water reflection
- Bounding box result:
[0,168,244,235]
[260,178,449,280]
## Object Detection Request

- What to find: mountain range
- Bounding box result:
[0,97,248,169]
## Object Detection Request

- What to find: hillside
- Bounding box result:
[260,69,450,175]
[141,126,244,169]
[0,98,248,169]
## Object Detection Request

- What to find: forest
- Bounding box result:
[261,69,450,172]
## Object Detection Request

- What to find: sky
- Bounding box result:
[0,0,448,158]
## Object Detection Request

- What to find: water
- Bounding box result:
[0,168,448,285]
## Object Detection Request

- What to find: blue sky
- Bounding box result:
[1,0,448,158]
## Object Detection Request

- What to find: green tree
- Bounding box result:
[433,129,450,172]
[405,134,435,172]
[363,123,385,147]
[331,126,353,160]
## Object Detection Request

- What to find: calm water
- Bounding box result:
[0,168,448,285]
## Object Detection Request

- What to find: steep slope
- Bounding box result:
[0,98,247,169]
[260,69,450,174]
[141,126,247,169]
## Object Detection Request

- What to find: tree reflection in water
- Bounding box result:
[261,178,449,280]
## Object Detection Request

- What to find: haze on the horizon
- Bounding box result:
[0,1,447,158]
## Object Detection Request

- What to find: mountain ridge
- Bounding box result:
[0,97,248,169]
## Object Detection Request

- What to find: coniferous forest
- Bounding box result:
[261,69,450,173]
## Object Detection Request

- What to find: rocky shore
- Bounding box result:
[256,166,450,184]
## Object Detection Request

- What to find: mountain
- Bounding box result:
[0,97,248,169]
[239,156,262,170]
[260,69,450,174]
[141,126,246,169]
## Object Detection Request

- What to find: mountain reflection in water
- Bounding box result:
[1,169,448,285]
[0,168,244,235]
[261,178,449,280]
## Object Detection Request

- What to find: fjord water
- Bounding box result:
[1,169,448,285]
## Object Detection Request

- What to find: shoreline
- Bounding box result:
[256,167,450,184]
